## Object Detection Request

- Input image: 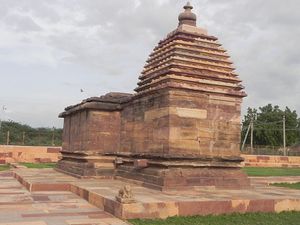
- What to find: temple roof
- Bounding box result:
[135,2,246,98]
[178,2,197,27]
[59,92,132,117]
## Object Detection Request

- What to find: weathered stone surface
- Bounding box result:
[116,165,250,190]
[116,185,136,204]
[58,3,249,190]
[0,171,127,225]
[11,169,300,220]
[0,145,60,164]
[242,154,300,167]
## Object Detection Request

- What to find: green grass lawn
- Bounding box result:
[0,164,10,171]
[129,212,300,225]
[20,162,56,169]
[242,167,300,176]
[271,182,300,190]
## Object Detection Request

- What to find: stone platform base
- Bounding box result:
[0,171,128,225]
[13,168,300,219]
[56,153,115,178]
[114,156,251,190]
[58,154,251,190]
[116,165,251,190]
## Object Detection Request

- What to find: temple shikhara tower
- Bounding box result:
[58,3,250,190]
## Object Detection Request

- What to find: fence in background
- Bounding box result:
[241,144,300,156]
[0,130,62,146]
[1,129,299,156]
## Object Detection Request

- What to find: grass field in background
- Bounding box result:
[242,167,300,176]
[20,163,56,169]
[3,163,300,176]
[0,164,10,171]
[271,182,300,190]
[130,212,300,225]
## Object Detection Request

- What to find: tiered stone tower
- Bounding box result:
[57,3,250,190]
[137,3,244,99]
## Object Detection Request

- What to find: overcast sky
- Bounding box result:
[0,0,299,128]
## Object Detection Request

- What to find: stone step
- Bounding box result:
[12,168,300,220]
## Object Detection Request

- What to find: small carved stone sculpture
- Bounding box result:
[115,185,135,204]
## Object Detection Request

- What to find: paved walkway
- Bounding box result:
[11,169,300,219]
[0,171,129,225]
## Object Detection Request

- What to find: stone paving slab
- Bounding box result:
[12,168,300,219]
[0,171,130,225]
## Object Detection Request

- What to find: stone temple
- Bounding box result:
[57,2,250,190]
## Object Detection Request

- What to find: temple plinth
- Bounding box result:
[57,3,250,190]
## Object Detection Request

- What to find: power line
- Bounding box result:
[253,128,300,131]
[254,120,283,125]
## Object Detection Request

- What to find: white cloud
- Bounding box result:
[0,0,299,127]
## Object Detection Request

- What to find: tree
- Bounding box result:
[242,104,300,147]
[0,120,62,146]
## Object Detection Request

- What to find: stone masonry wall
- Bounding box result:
[120,90,170,155]
[242,154,300,168]
[119,88,242,158]
[168,89,242,157]
[0,145,61,164]
[86,110,121,153]
[62,111,87,152]
[63,110,121,154]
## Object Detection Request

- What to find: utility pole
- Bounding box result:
[250,115,254,154]
[0,106,7,143]
[6,131,9,145]
[38,132,41,146]
[52,127,55,146]
[22,132,25,145]
[0,107,3,137]
[0,119,2,144]
[241,123,251,152]
[283,115,286,156]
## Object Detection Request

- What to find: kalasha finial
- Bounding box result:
[184,2,193,10]
[178,2,197,27]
